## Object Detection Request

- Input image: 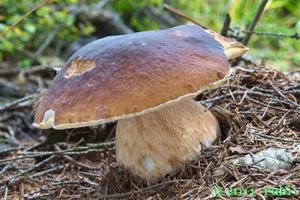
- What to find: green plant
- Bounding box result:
[0,0,95,67]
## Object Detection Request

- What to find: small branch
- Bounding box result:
[146,5,178,27]
[0,141,115,164]
[0,147,23,155]
[199,90,273,104]
[0,164,11,176]
[3,187,8,200]
[0,65,61,77]
[220,14,231,36]
[240,30,299,40]
[1,155,58,188]
[29,165,64,178]
[268,80,299,108]
[54,144,104,171]
[265,110,292,134]
[163,4,206,29]
[99,180,188,199]
[242,0,269,45]
[62,155,104,170]
[0,93,41,112]
[252,132,300,143]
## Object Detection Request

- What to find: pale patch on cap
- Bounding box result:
[204,29,248,59]
[64,56,96,78]
[33,109,55,129]
[169,30,184,37]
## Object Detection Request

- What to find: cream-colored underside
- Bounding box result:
[33,75,228,130]
[116,98,220,181]
[204,29,249,59]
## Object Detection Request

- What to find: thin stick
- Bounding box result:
[268,80,299,107]
[0,141,115,164]
[0,93,40,112]
[0,146,23,154]
[240,30,299,40]
[252,132,300,143]
[3,187,8,200]
[163,4,206,29]
[100,179,188,199]
[54,144,104,171]
[0,0,52,37]
[29,165,64,178]
[0,164,11,176]
[242,0,269,45]
[220,14,231,36]
[0,155,58,187]
[63,155,104,170]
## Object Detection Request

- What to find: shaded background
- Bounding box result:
[0,0,299,71]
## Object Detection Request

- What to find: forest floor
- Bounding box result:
[0,61,299,199]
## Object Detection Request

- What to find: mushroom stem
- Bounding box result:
[116,98,220,181]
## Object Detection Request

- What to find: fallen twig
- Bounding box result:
[163,4,206,28]
[0,92,45,112]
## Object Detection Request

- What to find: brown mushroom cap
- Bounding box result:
[34,25,229,129]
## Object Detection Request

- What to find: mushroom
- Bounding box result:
[33,25,248,181]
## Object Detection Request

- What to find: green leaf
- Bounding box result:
[24,23,36,34]
[17,58,32,69]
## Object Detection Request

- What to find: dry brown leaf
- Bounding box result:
[229,145,248,154]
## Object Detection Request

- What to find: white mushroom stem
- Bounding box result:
[116,98,220,181]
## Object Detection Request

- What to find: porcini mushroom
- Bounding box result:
[33,25,248,181]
